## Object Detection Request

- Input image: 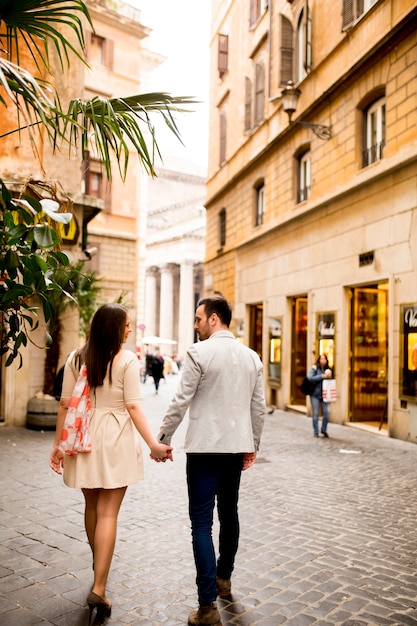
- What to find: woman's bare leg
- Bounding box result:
[82,487,127,600]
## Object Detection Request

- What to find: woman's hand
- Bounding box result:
[49,445,65,475]
[150,442,173,463]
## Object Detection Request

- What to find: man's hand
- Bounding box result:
[242,452,257,470]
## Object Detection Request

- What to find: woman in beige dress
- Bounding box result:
[49,303,172,624]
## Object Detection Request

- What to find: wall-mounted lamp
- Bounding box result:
[281,80,332,140]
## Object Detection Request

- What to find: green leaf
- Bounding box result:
[33,223,54,247]
[4,249,20,270]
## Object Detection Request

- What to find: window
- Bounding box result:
[84,153,111,211]
[297,151,310,202]
[250,0,268,27]
[219,209,226,248]
[296,5,311,83]
[219,111,227,165]
[363,97,385,167]
[218,34,229,79]
[244,77,252,132]
[255,181,265,226]
[342,0,379,30]
[87,33,114,70]
[254,63,265,126]
[280,15,293,86]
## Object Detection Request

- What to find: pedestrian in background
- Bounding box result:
[150,351,165,394]
[156,295,266,626]
[49,303,172,624]
[307,353,333,438]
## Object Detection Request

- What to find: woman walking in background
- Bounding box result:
[307,354,333,438]
[49,303,172,624]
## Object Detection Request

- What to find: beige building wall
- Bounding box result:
[205,0,417,442]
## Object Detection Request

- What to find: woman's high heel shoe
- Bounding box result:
[87,591,112,625]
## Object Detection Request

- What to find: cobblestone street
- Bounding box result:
[1,372,417,625]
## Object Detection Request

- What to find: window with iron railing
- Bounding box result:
[362,97,385,167]
[297,151,310,203]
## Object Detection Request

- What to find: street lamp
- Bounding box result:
[281,80,332,141]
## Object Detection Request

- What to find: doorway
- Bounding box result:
[291,296,308,404]
[249,303,263,359]
[350,284,388,425]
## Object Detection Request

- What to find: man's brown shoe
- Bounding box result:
[216,576,231,597]
[188,602,222,625]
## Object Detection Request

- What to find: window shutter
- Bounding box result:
[250,0,257,26]
[254,63,265,125]
[342,0,354,29]
[304,0,312,73]
[105,38,114,71]
[280,15,293,86]
[245,77,252,131]
[356,0,364,17]
[218,34,228,78]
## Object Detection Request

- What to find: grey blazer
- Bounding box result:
[157,331,266,453]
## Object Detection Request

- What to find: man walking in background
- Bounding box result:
[157,295,266,625]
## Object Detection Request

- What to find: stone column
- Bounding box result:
[178,261,195,358]
[159,264,176,344]
[144,267,158,337]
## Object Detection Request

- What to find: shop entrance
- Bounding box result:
[291,296,308,404]
[350,284,388,426]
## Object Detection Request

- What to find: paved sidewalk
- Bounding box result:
[1,373,417,625]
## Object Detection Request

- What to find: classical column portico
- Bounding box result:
[144,267,158,337]
[159,264,175,345]
[178,261,195,358]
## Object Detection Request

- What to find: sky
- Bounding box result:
[135,0,212,172]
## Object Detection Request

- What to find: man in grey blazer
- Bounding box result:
[157,295,266,626]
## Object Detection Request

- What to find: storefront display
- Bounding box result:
[268,317,282,385]
[401,304,417,402]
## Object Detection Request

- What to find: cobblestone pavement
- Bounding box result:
[1,373,417,625]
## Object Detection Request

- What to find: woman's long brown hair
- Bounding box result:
[79,303,128,388]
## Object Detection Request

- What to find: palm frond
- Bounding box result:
[64,93,197,179]
[0,0,93,72]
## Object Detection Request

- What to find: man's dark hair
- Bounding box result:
[198,296,232,327]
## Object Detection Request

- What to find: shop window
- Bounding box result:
[254,62,265,126]
[280,15,294,86]
[219,110,227,165]
[401,305,417,402]
[218,34,228,79]
[244,77,252,132]
[362,96,385,167]
[342,0,379,30]
[255,181,265,226]
[250,0,268,27]
[268,318,282,385]
[219,209,226,248]
[297,150,310,202]
[317,312,335,374]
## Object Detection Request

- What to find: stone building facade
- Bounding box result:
[205,0,417,441]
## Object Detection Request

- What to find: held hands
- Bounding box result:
[150,443,173,463]
[49,445,65,475]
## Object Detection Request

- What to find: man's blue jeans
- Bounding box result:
[186,453,243,605]
[310,395,330,435]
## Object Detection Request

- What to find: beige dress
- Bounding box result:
[61,349,144,489]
